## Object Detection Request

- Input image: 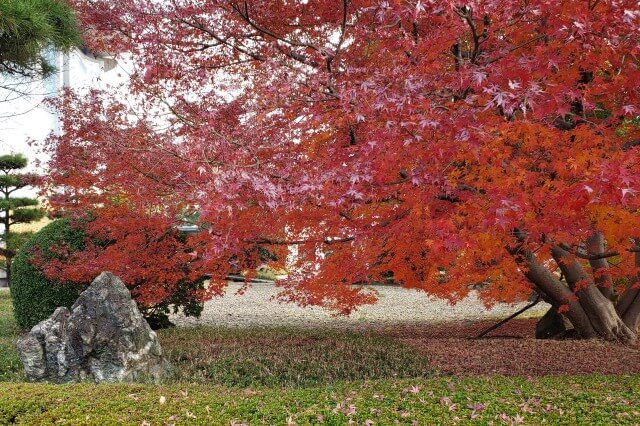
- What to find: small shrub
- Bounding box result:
[10,219,204,330]
[10,219,86,329]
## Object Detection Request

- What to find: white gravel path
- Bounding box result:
[171,283,550,329]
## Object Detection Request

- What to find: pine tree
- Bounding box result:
[0,0,81,78]
[0,153,45,286]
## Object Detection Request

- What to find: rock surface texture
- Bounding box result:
[16,272,170,383]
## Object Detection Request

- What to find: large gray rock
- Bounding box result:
[16,272,171,383]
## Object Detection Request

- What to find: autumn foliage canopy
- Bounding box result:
[41,0,640,341]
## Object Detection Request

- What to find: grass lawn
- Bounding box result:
[0,289,22,381]
[1,289,640,425]
[3,376,640,425]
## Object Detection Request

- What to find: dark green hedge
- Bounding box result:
[10,218,205,330]
[10,219,86,329]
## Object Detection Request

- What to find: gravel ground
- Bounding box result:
[171,283,550,328]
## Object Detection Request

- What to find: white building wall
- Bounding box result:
[0,49,123,190]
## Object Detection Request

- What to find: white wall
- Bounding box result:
[0,49,124,193]
[0,50,124,165]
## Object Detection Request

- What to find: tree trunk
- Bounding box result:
[617,285,639,317]
[2,207,9,287]
[586,232,615,301]
[510,233,638,343]
[622,293,640,332]
[514,248,596,338]
[5,254,10,288]
[618,244,640,331]
[551,246,636,344]
[535,304,573,339]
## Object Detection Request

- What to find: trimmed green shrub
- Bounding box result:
[10,219,86,329]
[10,218,205,330]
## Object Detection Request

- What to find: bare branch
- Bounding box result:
[455,6,482,64]
[559,242,620,260]
[251,236,355,246]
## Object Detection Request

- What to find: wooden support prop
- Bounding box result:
[474,293,541,339]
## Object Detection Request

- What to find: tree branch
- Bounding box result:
[455,6,482,64]
[558,242,640,260]
[621,138,640,151]
[231,2,321,53]
[558,242,620,260]
[484,34,546,65]
[178,18,266,62]
[251,236,355,246]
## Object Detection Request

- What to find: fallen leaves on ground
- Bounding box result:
[382,319,640,376]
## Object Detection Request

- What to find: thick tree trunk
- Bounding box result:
[586,232,615,301]
[551,246,636,344]
[511,230,638,343]
[535,304,573,339]
[618,245,640,331]
[622,294,640,332]
[515,248,596,338]
[617,285,639,316]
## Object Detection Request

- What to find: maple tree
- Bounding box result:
[39,0,640,342]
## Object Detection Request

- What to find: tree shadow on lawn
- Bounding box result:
[158,326,434,388]
[383,319,640,377]
[159,319,640,388]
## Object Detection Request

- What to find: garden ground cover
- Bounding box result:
[1,289,640,424]
[3,376,640,425]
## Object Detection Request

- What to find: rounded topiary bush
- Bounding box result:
[10,217,205,330]
[10,219,87,329]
